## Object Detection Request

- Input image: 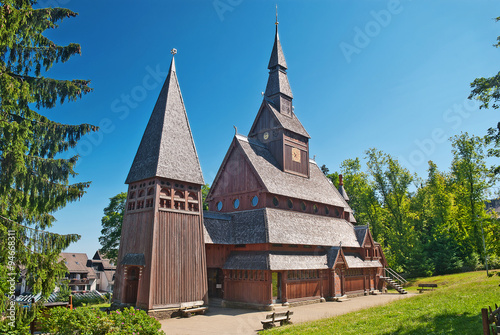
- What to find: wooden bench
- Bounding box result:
[418,283,437,293]
[261,310,293,329]
[181,306,207,318]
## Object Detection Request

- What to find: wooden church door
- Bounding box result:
[125,266,140,304]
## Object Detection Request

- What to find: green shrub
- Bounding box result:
[488,254,500,270]
[0,304,33,335]
[72,294,106,307]
[461,252,481,272]
[39,306,164,335]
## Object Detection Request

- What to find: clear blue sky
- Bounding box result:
[40,0,500,256]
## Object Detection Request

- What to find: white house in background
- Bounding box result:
[60,253,97,293]
[60,251,116,293]
[89,251,116,292]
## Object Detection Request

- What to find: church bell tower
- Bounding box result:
[113,50,208,313]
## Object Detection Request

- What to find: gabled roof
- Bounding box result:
[248,100,309,139]
[354,225,375,247]
[60,253,90,274]
[354,225,368,246]
[92,250,115,269]
[203,207,360,247]
[266,101,309,138]
[125,55,204,185]
[235,135,348,207]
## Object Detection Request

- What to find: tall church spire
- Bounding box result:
[125,50,204,185]
[264,16,293,116]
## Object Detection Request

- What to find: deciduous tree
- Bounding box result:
[99,192,127,264]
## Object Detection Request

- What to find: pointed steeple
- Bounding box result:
[264,18,293,116]
[125,50,204,185]
[267,26,288,70]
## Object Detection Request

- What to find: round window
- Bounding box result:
[251,196,259,207]
[233,199,240,209]
[300,202,306,211]
[313,204,318,213]
[287,199,293,209]
[334,208,340,217]
[273,197,279,207]
[217,201,223,211]
[325,206,330,215]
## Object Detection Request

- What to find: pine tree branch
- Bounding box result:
[0,214,80,238]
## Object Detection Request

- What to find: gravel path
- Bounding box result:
[160,293,415,334]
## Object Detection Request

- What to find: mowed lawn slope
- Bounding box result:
[261,271,500,335]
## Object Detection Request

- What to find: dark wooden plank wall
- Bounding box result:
[267,137,284,170]
[252,108,276,133]
[286,280,321,300]
[344,276,364,293]
[283,134,308,177]
[151,210,207,307]
[209,146,264,212]
[224,278,271,304]
[114,210,155,309]
[205,244,231,268]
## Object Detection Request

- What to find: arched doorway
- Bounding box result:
[125,266,140,304]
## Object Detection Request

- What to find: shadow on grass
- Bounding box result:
[383,311,481,335]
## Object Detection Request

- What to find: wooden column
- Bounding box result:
[320,270,324,299]
[281,271,288,304]
[267,271,273,304]
[341,268,345,295]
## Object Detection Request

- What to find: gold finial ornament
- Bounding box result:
[171,48,177,56]
[275,4,278,25]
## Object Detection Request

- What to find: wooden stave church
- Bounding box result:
[113,23,388,314]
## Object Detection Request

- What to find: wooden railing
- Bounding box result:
[482,304,500,335]
[384,268,408,286]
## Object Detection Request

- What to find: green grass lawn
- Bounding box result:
[261,271,500,335]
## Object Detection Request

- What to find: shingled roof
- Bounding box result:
[354,225,369,246]
[203,207,360,247]
[268,26,288,70]
[60,253,90,274]
[265,25,293,100]
[223,251,329,270]
[234,135,349,209]
[344,253,382,269]
[267,100,309,138]
[125,55,204,185]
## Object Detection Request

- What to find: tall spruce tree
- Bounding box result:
[0,0,96,316]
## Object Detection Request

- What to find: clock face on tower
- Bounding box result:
[291,147,301,163]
